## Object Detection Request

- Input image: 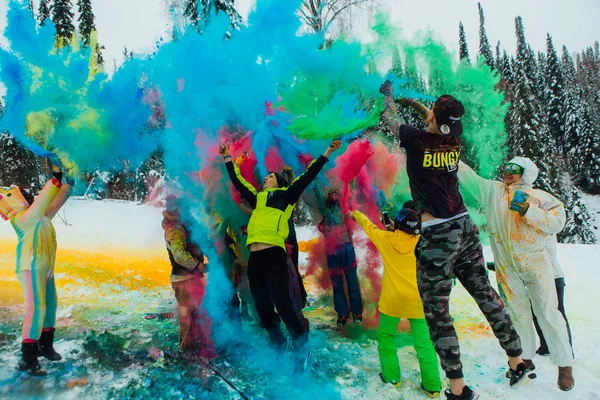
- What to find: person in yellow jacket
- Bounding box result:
[0,164,73,376]
[219,139,342,371]
[351,208,442,397]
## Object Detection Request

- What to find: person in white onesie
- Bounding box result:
[458,156,574,392]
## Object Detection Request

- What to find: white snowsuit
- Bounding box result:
[458,157,573,366]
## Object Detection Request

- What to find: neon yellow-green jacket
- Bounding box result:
[225,156,328,250]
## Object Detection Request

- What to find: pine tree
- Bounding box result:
[185,0,242,34]
[560,186,597,244]
[0,133,44,192]
[495,41,502,70]
[561,46,600,192]
[506,16,554,196]
[477,2,494,69]
[458,21,470,64]
[77,0,95,47]
[545,34,566,153]
[52,0,75,47]
[38,0,51,26]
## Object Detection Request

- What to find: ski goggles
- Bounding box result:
[504,163,524,175]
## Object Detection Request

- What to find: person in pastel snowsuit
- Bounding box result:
[162,196,216,359]
[0,164,73,376]
[352,208,442,397]
[458,157,574,391]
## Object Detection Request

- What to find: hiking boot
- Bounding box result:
[444,385,478,400]
[38,328,62,361]
[352,313,363,323]
[336,315,349,326]
[421,382,440,398]
[536,346,549,356]
[558,366,574,391]
[293,348,312,375]
[17,342,47,376]
[505,359,535,378]
[379,372,401,388]
[508,361,535,386]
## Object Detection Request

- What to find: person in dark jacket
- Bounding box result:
[162,196,215,359]
[219,140,342,369]
[314,183,363,326]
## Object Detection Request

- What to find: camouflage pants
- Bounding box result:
[416,215,522,379]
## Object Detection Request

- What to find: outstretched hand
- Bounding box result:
[219,142,230,157]
[379,80,393,96]
[324,139,342,158]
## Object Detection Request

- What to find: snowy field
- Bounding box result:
[0,198,599,400]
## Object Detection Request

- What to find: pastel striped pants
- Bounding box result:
[17,269,57,341]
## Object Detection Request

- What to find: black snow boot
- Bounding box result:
[17,342,47,376]
[508,361,535,386]
[38,328,62,361]
[444,385,478,400]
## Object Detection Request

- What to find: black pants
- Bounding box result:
[248,247,309,350]
[533,277,573,352]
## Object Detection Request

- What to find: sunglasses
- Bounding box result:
[504,164,524,175]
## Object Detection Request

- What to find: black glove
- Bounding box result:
[379,80,393,96]
[486,262,495,272]
[52,171,63,183]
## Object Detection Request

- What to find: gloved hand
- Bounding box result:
[513,201,530,216]
[64,175,75,186]
[51,164,63,183]
[398,98,414,107]
[486,262,496,272]
[379,80,393,96]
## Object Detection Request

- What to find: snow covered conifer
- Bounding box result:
[477,3,494,70]
[560,186,597,244]
[459,21,470,64]
[52,0,75,47]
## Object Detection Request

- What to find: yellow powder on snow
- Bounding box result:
[0,239,172,307]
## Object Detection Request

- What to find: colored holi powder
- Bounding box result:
[0,0,516,396]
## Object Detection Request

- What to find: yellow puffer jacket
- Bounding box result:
[352,210,424,319]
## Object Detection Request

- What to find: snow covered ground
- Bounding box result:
[0,198,599,399]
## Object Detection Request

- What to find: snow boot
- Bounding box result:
[421,382,440,398]
[508,361,534,386]
[505,359,535,378]
[293,348,312,375]
[536,346,549,356]
[38,328,62,361]
[17,342,47,376]
[336,315,349,326]
[558,366,574,391]
[378,372,401,388]
[443,385,478,400]
[352,313,363,323]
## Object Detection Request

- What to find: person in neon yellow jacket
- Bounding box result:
[351,208,442,397]
[0,164,73,376]
[458,157,574,391]
[219,139,342,371]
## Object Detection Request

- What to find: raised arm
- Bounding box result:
[46,175,74,219]
[220,142,257,208]
[285,140,341,204]
[379,81,406,138]
[351,210,385,248]
[457,161,497,206]
[18,166,63,226]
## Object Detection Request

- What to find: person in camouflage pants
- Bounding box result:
[417,216,523,379]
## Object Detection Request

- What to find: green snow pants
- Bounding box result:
[377,312,442,392]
